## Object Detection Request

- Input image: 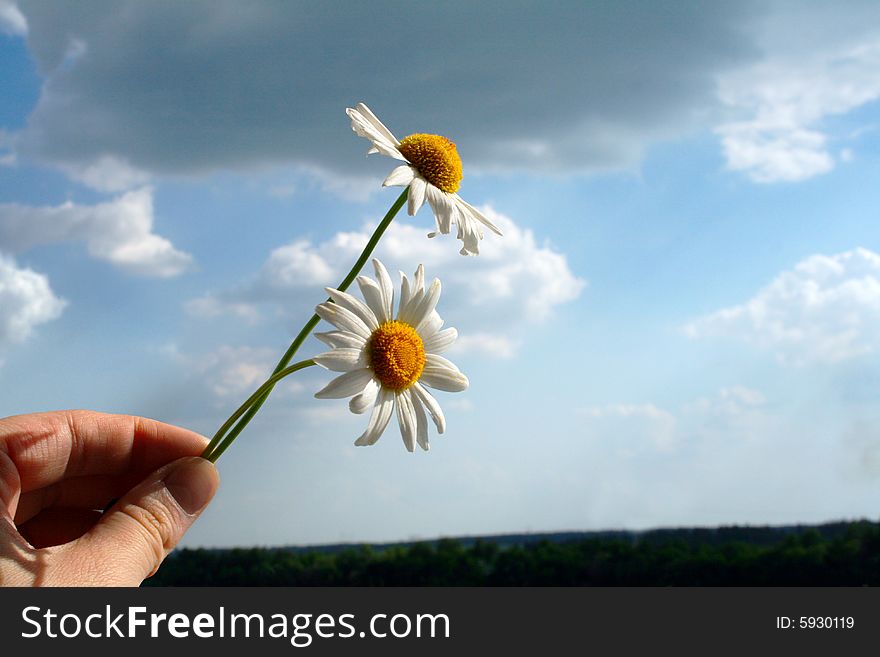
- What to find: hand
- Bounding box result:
[0,410,219,586]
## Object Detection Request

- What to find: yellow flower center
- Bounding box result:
[398,133,463,193]
[368,320,426,391]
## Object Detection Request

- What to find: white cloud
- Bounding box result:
[13,2,755,179]
[449,333,519,360]
[578,385,769,457]
[184,295,259,324]
[684,385,766,416]
[261,240,337,289]
[0,188,193,277]
[0,0,26,35]
[170,344,302,400]
[62,155,152,193]
[187,206,585,357]
[716,31,880,182]
[8,2,880,193]
[199,346,278,399]
[281,207,586,324]
[0,253,65,348]
[685,248,880,364]
[717,124,834,183]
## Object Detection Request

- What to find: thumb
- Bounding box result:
[65,457,219,586]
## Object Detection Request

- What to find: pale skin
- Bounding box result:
[0,410,219,586]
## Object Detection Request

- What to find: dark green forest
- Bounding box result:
[147,520,880,586]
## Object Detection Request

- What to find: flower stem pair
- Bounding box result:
[201,188,409,463]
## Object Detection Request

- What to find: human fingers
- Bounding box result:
[18,508,103,549]
[58,456,218,586]
[0,410,207,493]
[14,472,146,525]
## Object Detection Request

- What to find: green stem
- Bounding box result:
[202,187,409,462]
[204,360,316,463]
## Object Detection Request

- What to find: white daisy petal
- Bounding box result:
[398,294,421,326]
[368,140,407,160]
[355,388,395,446]
[383,164,416,188]
[423,327,457,354]
[314,330,366,349]
[421,359,469,392]
[411,392,430,451]
[315,258,467,451]
[412,279,442,333]
[425,353,462,373]
[352,103,400,148]
[346,103,501,255]
[346,105,404,161]
[408,176,428,216]
[316,302,372,339]
[356,275,389,325]
[325,287,379,331]
[315,368,374,399]
[398,265,426,324]
[420,369,469,393]
[373,259,394,321]
[349,377,380,414]
[456,195,504,236]
[426,186,455,235]
[396,389,417,453]
[455,215,482,256]
[398,271,412,314]
[313,348,367,372]
[418,310,444,340]
[412,382,446,434]
[413,264,425,296]
[348,122,398,158]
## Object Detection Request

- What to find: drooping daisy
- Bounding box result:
[313,259,467,451]
[347,102,503,256]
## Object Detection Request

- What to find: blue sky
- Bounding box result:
[1,0,879,547]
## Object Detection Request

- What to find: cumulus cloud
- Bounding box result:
[13,0,754,182]
[0,0,26,35]
[167,343,304,400]
[186,206,585,357]
[579,385,771,456]
[683,385,766,416]
[61,155,152,193]
[261,240,337,289]
[0,253,65,349]
[716,6,880,182]
[685,248,880,364]
[6,2,879,190]
[0,188,193,277]
[195,345,281,399]
[184,296,260,324]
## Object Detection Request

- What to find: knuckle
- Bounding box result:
[119,501,179,567]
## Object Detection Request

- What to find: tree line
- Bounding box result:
[146,520,880,586]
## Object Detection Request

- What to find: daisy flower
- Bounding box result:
[346,102,503,256]
[313,259,468,452]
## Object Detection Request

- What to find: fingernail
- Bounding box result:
[164,457,219,515]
